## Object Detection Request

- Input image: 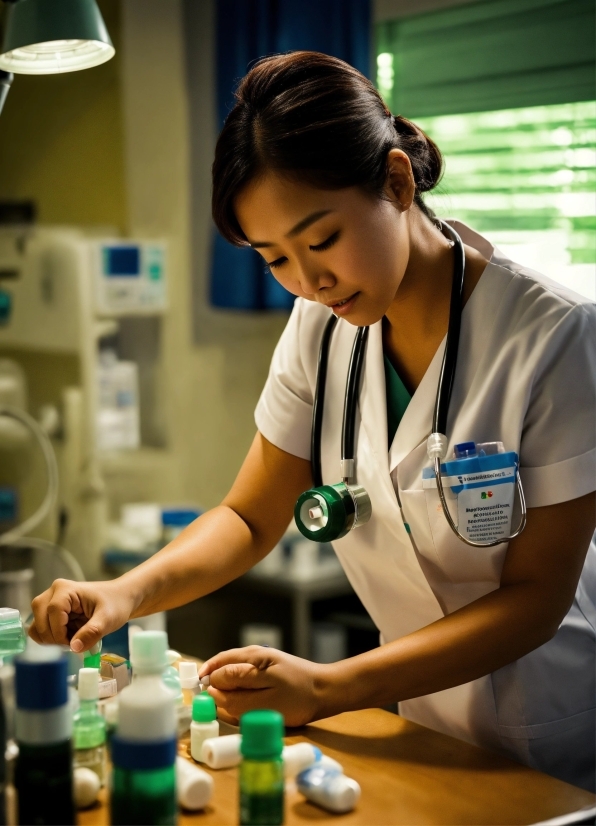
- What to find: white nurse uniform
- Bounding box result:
[255,220,596,791]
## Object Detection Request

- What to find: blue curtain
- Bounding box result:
[211,0,371,311]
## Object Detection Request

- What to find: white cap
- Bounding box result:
[176,756,213,810]
[283,742,318,777]
[201,734,242,769]
[178,661,199,689]
[0,607,20,623]
[130,630,168,674]
[98,678,117,699]
[78,668,100,700]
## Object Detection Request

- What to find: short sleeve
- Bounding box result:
[255,300,314,460]
[520,302,596,507]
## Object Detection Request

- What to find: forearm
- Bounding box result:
[115,505,268,618]
[318,581,561,717]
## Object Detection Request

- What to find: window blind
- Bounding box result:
[376,0,595,118]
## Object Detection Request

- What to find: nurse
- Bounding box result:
[30,53,595,790]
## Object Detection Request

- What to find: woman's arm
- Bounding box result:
[29,433,312,651]
[201,492,595,726]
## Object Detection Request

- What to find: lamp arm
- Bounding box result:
[0,70,13,117]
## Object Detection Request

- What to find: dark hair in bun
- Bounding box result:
[212,51,443,246]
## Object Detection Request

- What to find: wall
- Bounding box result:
[0,0,127,231]
[118,0,285,512]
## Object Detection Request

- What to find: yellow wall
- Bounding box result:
[0,0,284,533]
[0,0,127,231]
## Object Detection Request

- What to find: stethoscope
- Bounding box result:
[294,221,527,547]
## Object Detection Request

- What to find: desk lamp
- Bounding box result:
[0,0,114,115]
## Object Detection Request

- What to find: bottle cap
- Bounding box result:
[179,661,199,689]
[454,441,477,458]
[15,646,68,710]
[130,630,168,673]
[78,667,100,700]
[240,709,284,759]
[0,607,20,623]
[167,649,181,666]
[192,692,216,723]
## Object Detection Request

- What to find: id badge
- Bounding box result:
[422,448,518,544]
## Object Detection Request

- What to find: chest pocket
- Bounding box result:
[397,445,508,586]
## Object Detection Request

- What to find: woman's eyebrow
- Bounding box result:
[250,210,333,248]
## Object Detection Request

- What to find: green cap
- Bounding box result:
[240,710,284,759]
[192,692,216,723]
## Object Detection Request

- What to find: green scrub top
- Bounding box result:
[383,355,412,447]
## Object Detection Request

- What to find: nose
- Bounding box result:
[298,261,335,296]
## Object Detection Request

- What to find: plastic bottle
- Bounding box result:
[14,646,75,825]
[0,609,25,661]
[73,668,107,785]
[201,733,242,769]
[110,631,177,826]
[296,765,360,813]
[175,756,213,811]
[179,661,200,706]
[239,710,284,826]
[190,693,219,762]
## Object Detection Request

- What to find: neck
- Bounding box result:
[386,209,454,335]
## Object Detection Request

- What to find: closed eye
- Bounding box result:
[266,256,288,271]
[310,231,340,252]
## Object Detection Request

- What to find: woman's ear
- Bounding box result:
[385,148,416,211]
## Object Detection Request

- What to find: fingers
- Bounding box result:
[208,686,272,720]
[200,646,273,679]
[69,606,115,653]
[30,580,74,646]
[209,662,272,691]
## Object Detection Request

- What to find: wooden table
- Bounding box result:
[79,708,595,825]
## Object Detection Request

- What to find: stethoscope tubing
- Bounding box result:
[308,220,527,548]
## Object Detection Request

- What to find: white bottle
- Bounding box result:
[179,660,200,706]
[190,693,219,762]
[296,765,361,813]
[111,631,177,820]
[200,733,242,769]
[176,756,213,810]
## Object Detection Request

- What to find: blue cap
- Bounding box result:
[454,442,477,459]
[15,653,68,710]
[161,508,200,527]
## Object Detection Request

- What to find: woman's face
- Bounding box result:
[234,168,410,327]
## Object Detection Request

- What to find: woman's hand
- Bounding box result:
[29,578,136,653]
[199,646,332,727]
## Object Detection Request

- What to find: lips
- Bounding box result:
[327,292,359,316]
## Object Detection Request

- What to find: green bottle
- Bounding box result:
[239,710,284,826]
[73,668,107,785]
[0,608,25,661]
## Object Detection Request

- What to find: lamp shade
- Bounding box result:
[0,0,115,74]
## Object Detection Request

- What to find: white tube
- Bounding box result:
[200,734,241,769]
[297,766,361,814]
[0,406,59,546]
[176,756,213,810]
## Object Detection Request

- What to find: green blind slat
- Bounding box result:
[377,0,595,117]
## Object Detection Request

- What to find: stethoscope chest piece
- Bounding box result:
[295,483,371,542]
